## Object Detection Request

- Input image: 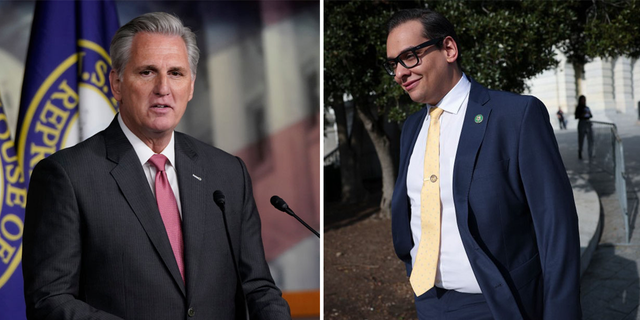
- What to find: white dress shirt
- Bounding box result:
[407,74,481,293]
[117,114,183,218]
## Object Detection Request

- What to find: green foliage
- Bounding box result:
[429,1,574,93]
[582,0,640,59]
[325,0,640,122]
[561,0,592,67]
[324,1,417,121]
[561,0,640,68]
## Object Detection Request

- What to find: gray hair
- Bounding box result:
[110,12,200,78]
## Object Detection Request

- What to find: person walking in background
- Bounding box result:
[575,95,594,160]
[557,107,567,129]
[385,8,581,320]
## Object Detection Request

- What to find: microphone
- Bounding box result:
[270,195,290,213]
[213,190,247,320]
[213,190,225,209]
[270,195,319,238]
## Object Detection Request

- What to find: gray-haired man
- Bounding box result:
[23,12,291,320]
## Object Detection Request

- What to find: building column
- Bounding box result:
[633,59,640,120]
[525,48,577,129]
[583,57,615,121]
[557,54,577,129]
[613,57,634,114]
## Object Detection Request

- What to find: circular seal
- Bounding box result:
[18,39,118,183]
[474,114,484,124]
[430,174,438,183]
[7,40,117,287]
[0,106,25,288]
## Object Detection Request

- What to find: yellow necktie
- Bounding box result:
[410,107,444,296]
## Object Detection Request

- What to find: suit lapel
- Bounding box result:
[451,80,525,318]
[174,134,209,304]
[105,118,186,296]
[452,80,492,225]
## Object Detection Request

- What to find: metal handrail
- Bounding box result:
[591,120,619,137]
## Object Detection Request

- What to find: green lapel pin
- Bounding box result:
[474,114,484,124]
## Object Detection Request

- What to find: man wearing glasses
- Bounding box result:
[386,8,581,319]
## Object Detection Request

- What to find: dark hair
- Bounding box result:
[577,95,586,107]
[387,8,461,68]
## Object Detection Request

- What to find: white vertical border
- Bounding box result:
[319,0,325,319]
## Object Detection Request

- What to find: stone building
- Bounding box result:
[526,49,640,129]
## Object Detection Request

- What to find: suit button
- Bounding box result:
[188,307,195,317]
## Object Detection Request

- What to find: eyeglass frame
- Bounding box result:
[382,37,445,76]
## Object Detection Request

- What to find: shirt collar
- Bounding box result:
[428,73,471,115]
[117,113,176,168]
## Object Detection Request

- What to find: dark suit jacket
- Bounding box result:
[391,80,581,319]
[23,117,291,319]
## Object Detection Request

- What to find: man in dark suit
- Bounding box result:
[384,9,581,319]
[22,12,291,320]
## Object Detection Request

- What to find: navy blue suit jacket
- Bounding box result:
[391,80,581,319]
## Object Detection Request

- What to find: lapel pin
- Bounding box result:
[192,174,202,181]
[474,114,484,124]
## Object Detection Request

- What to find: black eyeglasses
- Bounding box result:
[382,37,444,76]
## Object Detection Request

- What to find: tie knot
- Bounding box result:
[148,154,168,172]
[429,107,444,121]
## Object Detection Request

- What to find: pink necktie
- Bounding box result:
[148,154,184,281]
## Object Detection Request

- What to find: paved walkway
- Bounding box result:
[556,111,640,319]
